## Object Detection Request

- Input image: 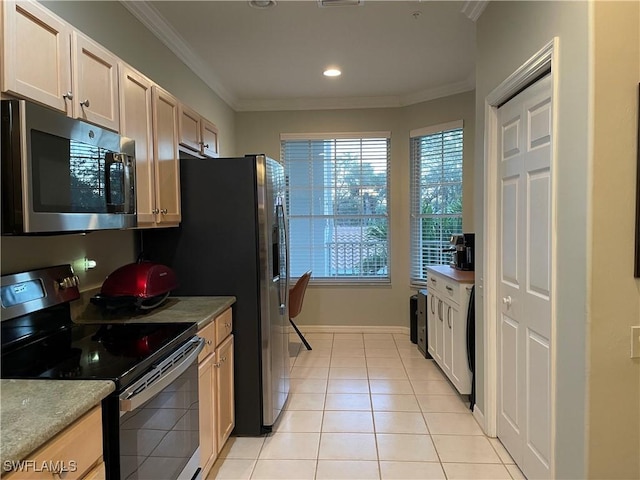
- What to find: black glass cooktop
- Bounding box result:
[1,308,196,390]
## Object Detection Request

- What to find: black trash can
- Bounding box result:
[409,294,418,344]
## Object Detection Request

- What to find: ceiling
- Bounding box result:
[123,1,484,111]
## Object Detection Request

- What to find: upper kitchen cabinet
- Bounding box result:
[178,103,220,158]
[1,0,120,132]
[72,32,119,132]
[119,64,156,226]
[152,85,181,226]
[120,66,180,227]
[1,0,72,113]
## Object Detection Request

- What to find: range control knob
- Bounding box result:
[58,275,79,290]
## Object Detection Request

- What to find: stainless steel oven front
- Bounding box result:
[103,336,205,480]
[0,99,136,234]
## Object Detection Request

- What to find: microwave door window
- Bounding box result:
[30,130,116,214]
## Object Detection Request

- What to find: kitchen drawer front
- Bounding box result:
[198,320,216,363]
[215,308,233,347]
[4,406,103,480]
[441,278,460,305]
[427,272,443,295]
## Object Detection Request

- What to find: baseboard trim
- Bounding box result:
[292,325,411,335]
[473,406,491,436]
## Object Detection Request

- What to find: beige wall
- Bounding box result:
[1,1,235,291]
[589,2,640,478]
[475,1,590,477]
[236,91,475,329]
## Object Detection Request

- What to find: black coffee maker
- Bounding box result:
[450,233,475,271]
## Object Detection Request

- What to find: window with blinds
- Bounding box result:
[281,132,391,283]
[410,121,463,286]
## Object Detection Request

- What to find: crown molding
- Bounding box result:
[120,0,238,109]
[461,0,489,22]
[236,76,475,112]
[400,76,475,108]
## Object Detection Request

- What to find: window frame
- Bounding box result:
[281,131,392,285]
[409,120,464,288]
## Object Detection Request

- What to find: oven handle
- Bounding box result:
[119,336,205,412]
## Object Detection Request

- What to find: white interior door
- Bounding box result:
[497,74,552,480]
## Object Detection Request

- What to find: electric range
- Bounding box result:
[1,264,204,480]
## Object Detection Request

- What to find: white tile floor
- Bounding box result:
[206,333,525,480]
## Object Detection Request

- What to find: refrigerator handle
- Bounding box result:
[277,202,289,316]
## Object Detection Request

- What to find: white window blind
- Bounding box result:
[281,133,391,283]
[410,122,463,286]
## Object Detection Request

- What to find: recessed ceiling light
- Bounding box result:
[248,0,276,9]
[323,68,342,77]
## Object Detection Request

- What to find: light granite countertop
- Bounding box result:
[73,296,236,329]
[0,379,115,470]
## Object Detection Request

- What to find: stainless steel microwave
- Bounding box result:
[1,99,136,234]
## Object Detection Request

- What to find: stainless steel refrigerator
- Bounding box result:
[141,154,290,435]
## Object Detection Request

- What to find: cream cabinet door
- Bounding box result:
[200,119,220,158]
[216,334,235,452]
[2,0,72,113]
[151,86,181,225]
[119,64,156,225]
[199,352,217,478]
[178,103,201,152]
[72,31,119,132]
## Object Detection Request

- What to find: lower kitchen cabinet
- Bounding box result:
[197,308,235,478]
[198,348,217,476]
[3,406,104,480]
[216,334,234,451]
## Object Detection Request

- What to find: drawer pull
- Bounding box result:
[206,339,213,346]
[446,286,453,292]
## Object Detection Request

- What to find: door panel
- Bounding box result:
[497,74,552,479]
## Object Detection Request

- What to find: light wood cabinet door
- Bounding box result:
[216,334,235,452]
[151,86,181,225]
[119,64,156,225]
[2,0,72,113]
[72,31,119,132]
[200,118,220,158]
[198,352,217,478]
[81,461,106,480]
[178,103,201,152]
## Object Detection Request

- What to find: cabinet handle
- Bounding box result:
[214,362,221,368]
[206,339,213,346]
[199,141,210,149]
[430,295,435,314]
[446,285,453,292]
[447,306,452,329]
[160,209,168,214]
[225,322,231,328]
[80,99,90,108]
[431,277,437,285]
[502,296,512,307]
[152,208,160,214]
[63,91,73,100]
[438,299,443,321]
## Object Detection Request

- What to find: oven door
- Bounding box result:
[112,336,204,480]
